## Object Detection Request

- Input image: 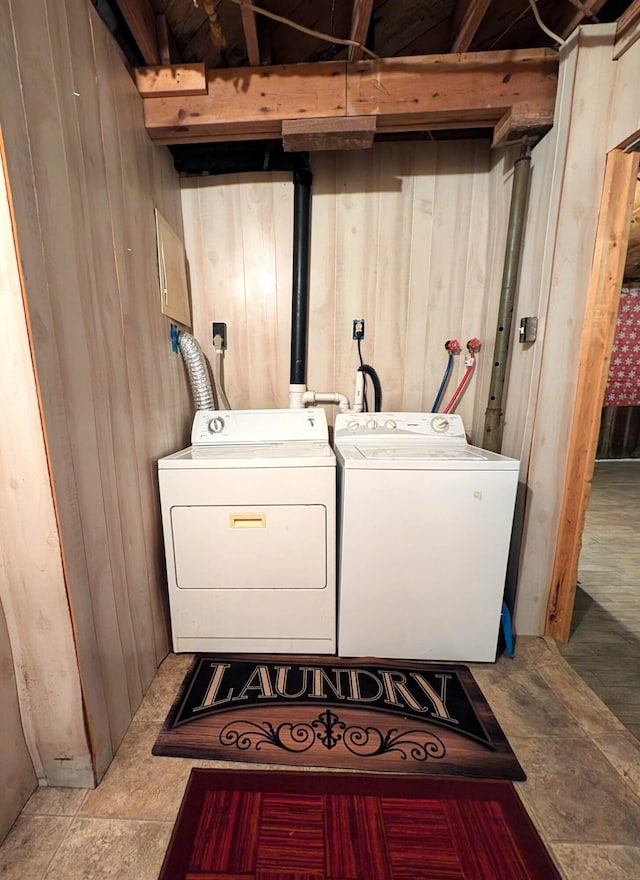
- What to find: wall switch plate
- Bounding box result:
[519,316,538,343]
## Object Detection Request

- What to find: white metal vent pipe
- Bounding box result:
[178,331,215,411]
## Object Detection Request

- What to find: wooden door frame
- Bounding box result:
[545,145,640,642]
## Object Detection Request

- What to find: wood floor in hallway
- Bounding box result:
[559,459,640,741]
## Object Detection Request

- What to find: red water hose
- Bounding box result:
[443,338,481,414]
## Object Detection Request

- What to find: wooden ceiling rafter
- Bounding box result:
[552,0,607,41]
[240,0,261,65]
[348,0,376,61]
[156,13,171,64]
[117,0,164,64]
[450,0,492,53]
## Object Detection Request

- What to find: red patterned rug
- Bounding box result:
[158,769,560,880]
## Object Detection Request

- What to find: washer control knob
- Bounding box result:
[208,416,226,434]
[366,419,378,431]
[385,419,397,430]
[431,416,450,433]
[348,420,359,431]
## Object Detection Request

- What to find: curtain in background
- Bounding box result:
[598,287,640,458]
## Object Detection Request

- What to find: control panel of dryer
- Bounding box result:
[334,412,467,441]
[191,408,329,445]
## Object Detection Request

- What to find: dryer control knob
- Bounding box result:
[385,419,397,430]
[208,416,226,434]
[431,416,450,433]
[366,419,379,431]
[348,420,359,431]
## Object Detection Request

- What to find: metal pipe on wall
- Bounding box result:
[483,145,532,453]
[290,166,312,387]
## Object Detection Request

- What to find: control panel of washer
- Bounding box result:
[335,412,467,439]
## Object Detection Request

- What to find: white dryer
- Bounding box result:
[158,408,336,653]
[335,412,519,662]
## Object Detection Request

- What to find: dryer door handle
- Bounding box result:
[230,513,266,529]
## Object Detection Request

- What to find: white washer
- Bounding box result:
[158,408,336,653]
[335,412,519,662]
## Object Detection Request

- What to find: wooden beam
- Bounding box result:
[349,0,375,62]
[114,0,160,65]
[134,63,207,97]
[450,0,492,53]
[282,116,376,151]
[140,50,558,146]
[556,0,606,41]
[614,0,640,59]
[347,49,558,131]
[142,61,347,143]
[240,0,261,66]
[156,14,171,66]
[492,101,554,148]
[545,149,639,642]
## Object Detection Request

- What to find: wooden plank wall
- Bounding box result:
[0,134,39,825]
[0,0,191,781]
[514,25,624,635]
[0,600,36,844]
[182,140,510,436]
[0,94,94,792]
[0,121,92,796]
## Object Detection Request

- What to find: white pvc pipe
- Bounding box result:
[302,390,351,413]
[212,334,231,410]
[353,371,364,414]
[289,383,307,409]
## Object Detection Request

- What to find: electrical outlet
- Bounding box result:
[170,323,179,353]
[353,319,365,340]
[212,322,227,348]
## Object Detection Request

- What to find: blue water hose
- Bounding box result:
[431,353,453,412]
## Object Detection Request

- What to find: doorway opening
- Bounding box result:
[546,149,640,739]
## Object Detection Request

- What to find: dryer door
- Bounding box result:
[170,504,327,589]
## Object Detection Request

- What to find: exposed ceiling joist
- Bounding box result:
[116,0,162,64]
[139,49,558,148]
[155,13,171,65]
[450,0,492,53]
[240,0,261,65]
[348,0,375,61]
[556,0,607,41]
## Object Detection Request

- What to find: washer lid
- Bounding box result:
[336,440,519,470]
[355,443,489,460]
[159,441,336,469]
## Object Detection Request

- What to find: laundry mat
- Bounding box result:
[158,769,560,880]
[153,655,525,781]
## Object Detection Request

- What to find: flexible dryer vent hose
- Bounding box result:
[178,331,216,411]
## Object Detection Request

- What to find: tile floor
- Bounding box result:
[2,461,640,878]
[1,638,640,879]
[559,460,640,741]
